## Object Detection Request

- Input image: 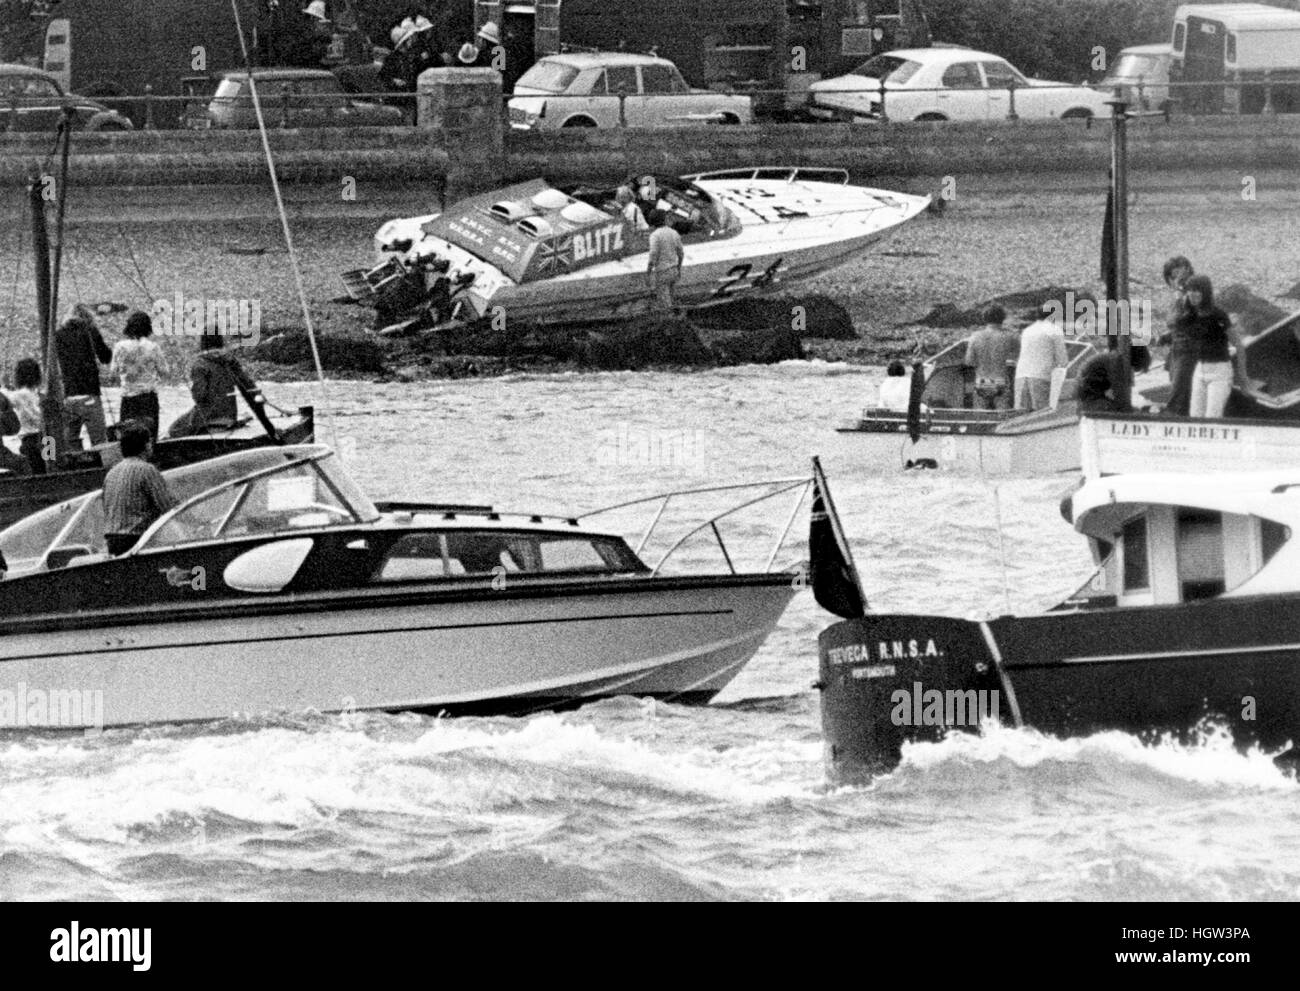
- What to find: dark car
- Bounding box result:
[204,68,405,129]
[0,64,134,132]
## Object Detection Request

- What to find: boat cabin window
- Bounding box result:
[1121,515,1150,592]
[1176,509,1225,601]
[372,530,647,581]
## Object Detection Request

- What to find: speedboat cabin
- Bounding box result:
[0,446,649,596]
[1064,471,1299,608]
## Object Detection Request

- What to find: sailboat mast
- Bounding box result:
[1109,95,1132,370]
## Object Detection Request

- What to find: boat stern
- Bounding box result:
[819,613,1005,781]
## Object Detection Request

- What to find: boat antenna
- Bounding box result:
[228,0,338,453]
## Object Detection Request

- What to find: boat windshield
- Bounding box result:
[0,445,374,570]
[138,447,377,551]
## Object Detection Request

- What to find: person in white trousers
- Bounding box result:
[1178,275,1238,419]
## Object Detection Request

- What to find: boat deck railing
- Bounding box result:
[579,477,812,577]
[682,167,850,186]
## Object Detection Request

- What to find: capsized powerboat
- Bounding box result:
[836,334,1096,473]
[814,463,1300,780]
[346,167,930,326]
[0,445,810,728]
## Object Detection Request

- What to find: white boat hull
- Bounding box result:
[839,407,1082,475]
[0,581,796,728]
[1081,413,1300,476]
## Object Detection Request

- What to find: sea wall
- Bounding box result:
[2,114,1299,189]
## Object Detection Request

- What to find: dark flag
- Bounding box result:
[809,457,867,620]
[906,360,925,444]
[1100,169,1118,303]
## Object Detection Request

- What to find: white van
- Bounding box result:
[1171,3,1300,112]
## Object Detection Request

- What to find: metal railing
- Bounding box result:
[578,476,812,577]
[6,74,1300,133]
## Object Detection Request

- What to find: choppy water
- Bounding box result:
[4,363,1298,901]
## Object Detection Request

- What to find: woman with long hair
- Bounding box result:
[1177,274,1238,419]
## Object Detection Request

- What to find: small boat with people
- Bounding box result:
[812,458,1300,779]
[0,117,313,531]
[0,444,811,727]
[346,167,931,328]
[836,326,1098,473]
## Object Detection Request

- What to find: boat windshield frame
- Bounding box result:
[132,447,379,554]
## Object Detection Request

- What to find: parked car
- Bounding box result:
[808,47,1111,122]
[0,63,134,131]
[507,52,753,129]
[1097,43,1173,113]
[203,68,405,129]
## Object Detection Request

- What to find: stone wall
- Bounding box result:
[2,113,1299,190]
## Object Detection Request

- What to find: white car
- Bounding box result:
[508,52,752,130]
[809,47,1110,123]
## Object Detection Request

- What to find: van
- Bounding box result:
[1171,3,1300,113]
[1098,43,1173,112]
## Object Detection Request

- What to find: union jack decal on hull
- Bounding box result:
[535,235,574,275]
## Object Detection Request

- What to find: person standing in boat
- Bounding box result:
[877,360,913,411]
[963,305,1018,410]
[0,387,29,477]
[1178,274,1240,419]
[8,358,47,474]
[167,333,264,439]
[54,305,112,449]
[103,421,178,556]
[111,311,165,445]
[1077,336,1134,414]
[615,186,649,232]
[646,210,685,313]
[1154,255,1196,415]
[1013,302,1069,411]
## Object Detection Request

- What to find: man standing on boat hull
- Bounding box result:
[646,210,685,313]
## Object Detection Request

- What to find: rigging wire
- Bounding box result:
[229,0,338,453]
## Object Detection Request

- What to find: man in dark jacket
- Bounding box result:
[54,306,112,449]
[167,334,264,438]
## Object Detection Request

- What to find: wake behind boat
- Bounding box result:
[348,167,930,327]
[0,445,809,727]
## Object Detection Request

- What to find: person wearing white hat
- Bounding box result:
[457,21,500,70]
[278,0,332,67]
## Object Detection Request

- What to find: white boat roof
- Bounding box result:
[1071,469,1300,533]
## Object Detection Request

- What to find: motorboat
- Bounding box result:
[0,445,810,728]
[835,334,1096,473]
[813,462,1300,780]
[0,405,314,531]
[346,167,930,326]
